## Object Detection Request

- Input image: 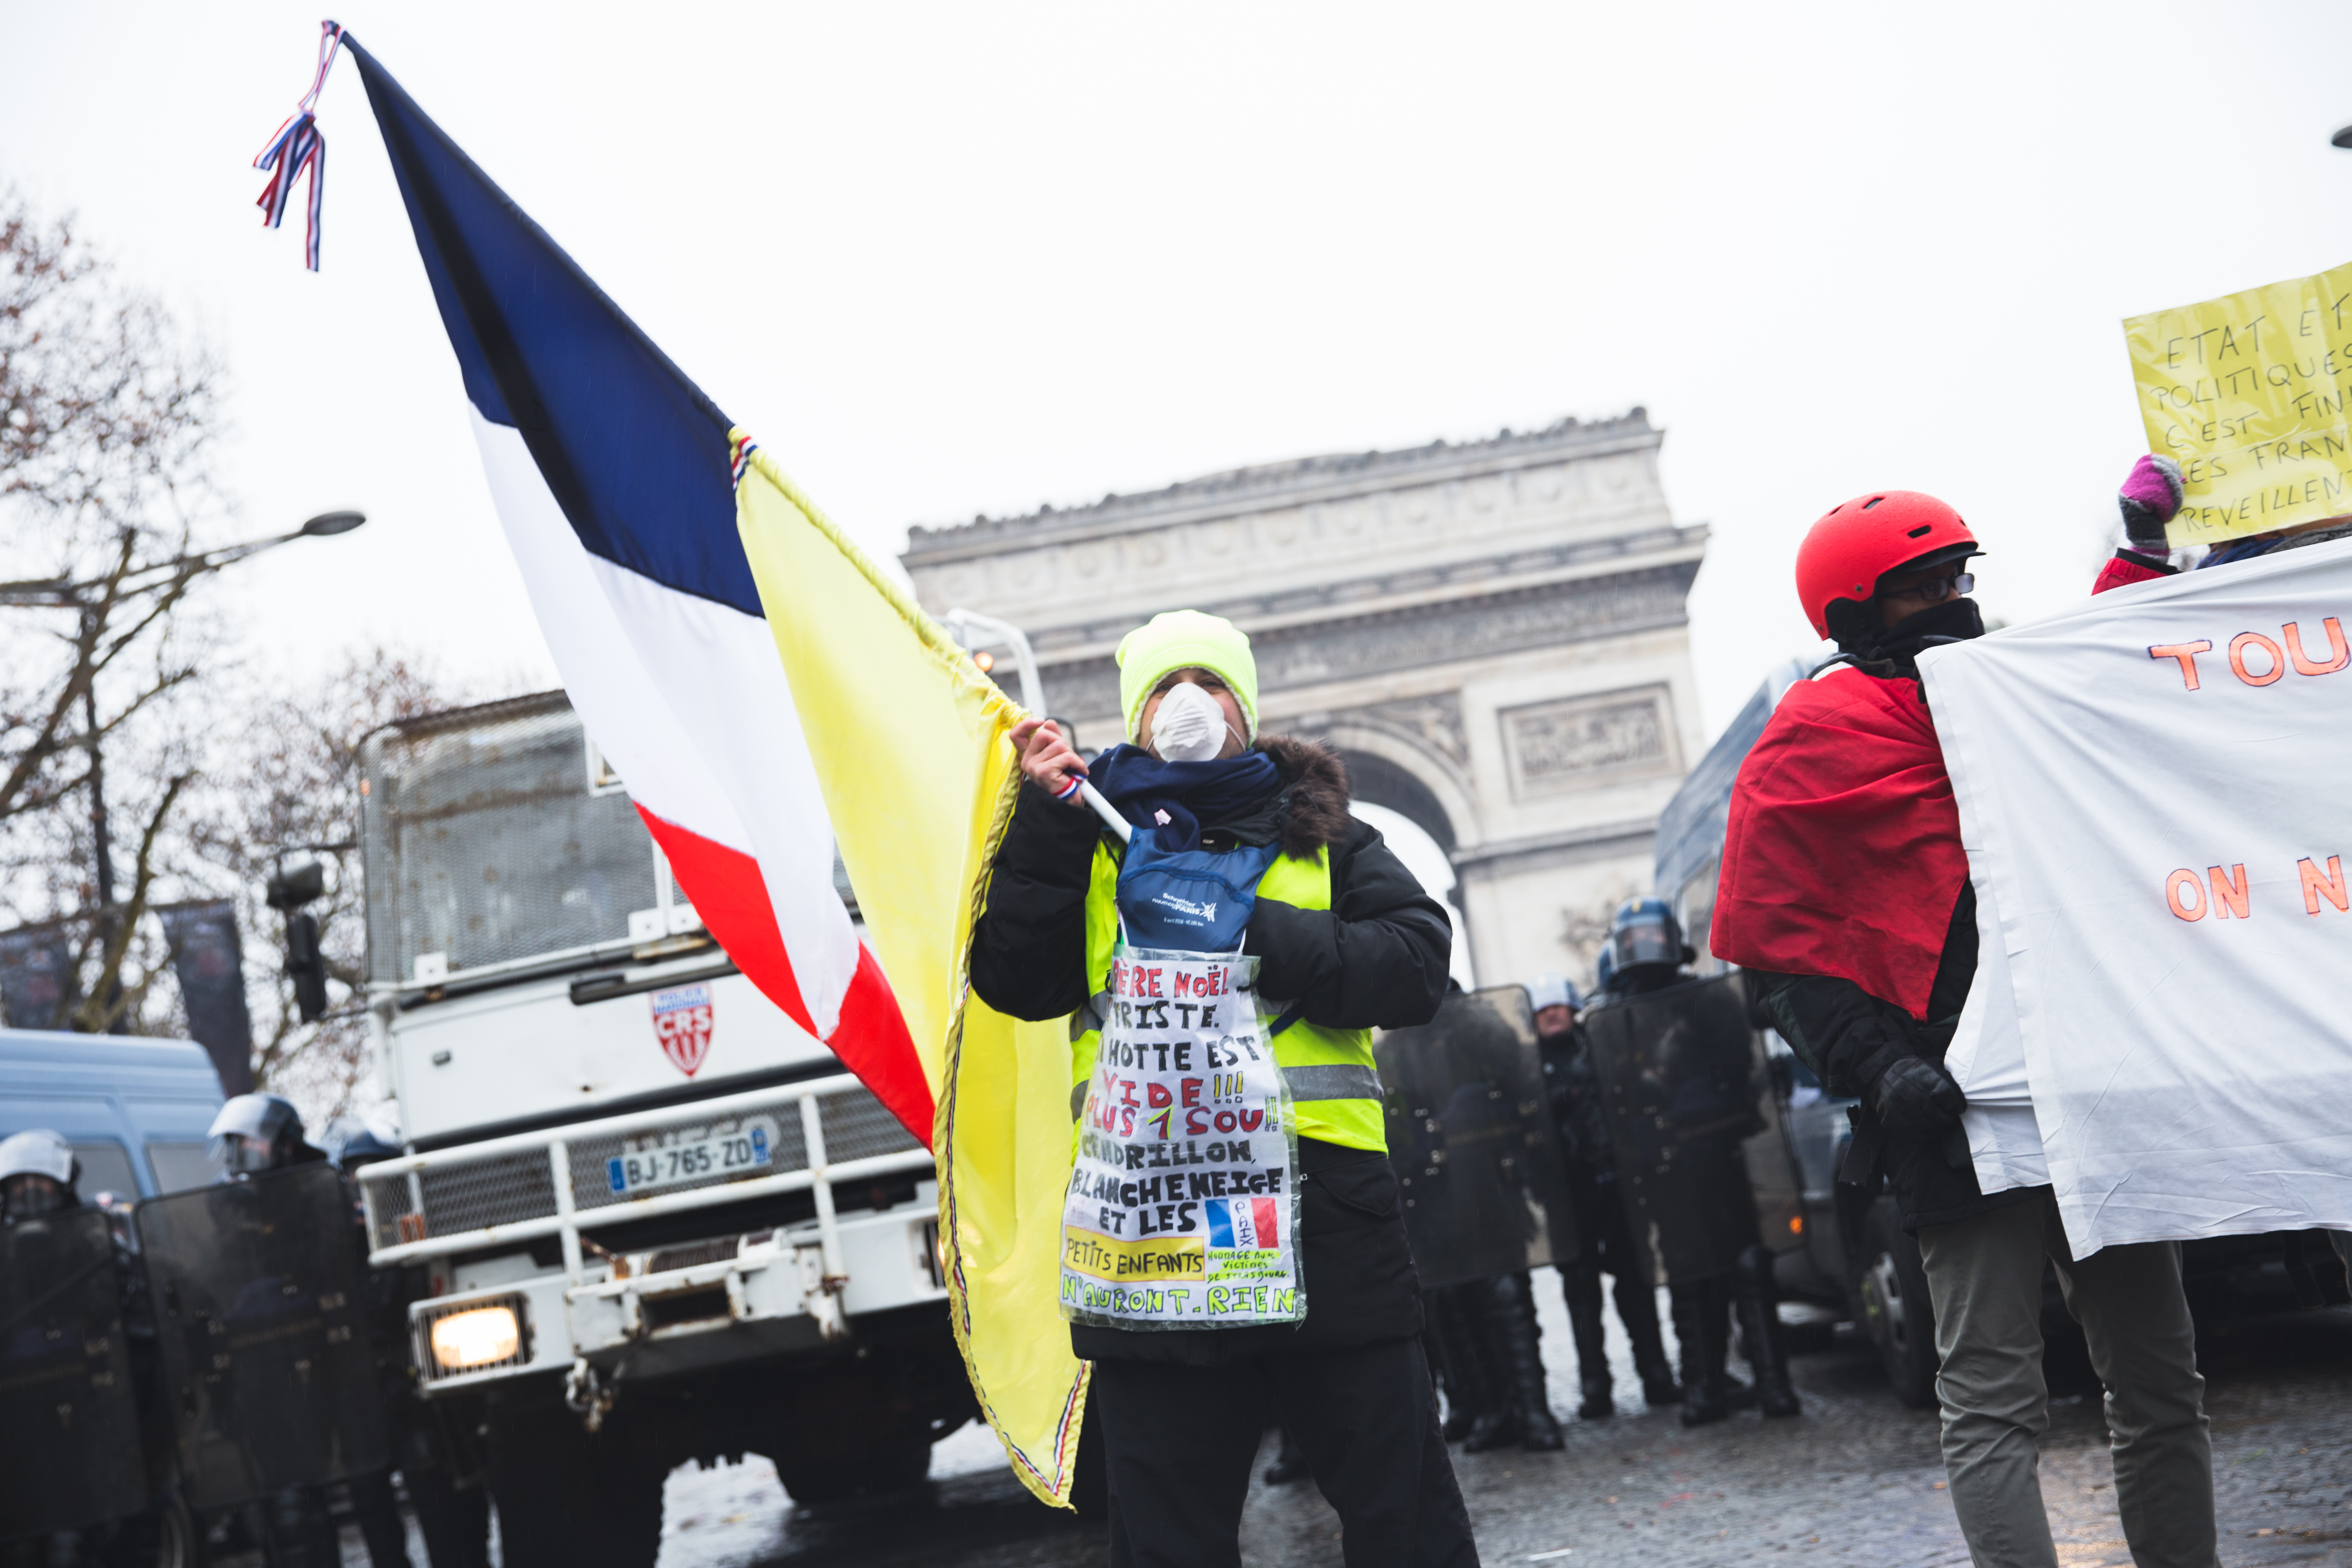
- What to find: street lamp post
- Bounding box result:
[0,510,367,1027]
[940,607,1046,712]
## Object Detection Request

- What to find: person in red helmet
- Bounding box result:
[1711,476,2218,1568]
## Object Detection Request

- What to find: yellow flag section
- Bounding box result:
[2124,262,2352,544]
[728,430,1091,1509]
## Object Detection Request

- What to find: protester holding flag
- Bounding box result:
[251,24,1110,1523]
[970,610,1475,1568]
[1711,482,2218,1568]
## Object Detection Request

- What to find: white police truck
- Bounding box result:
[350,693,972,1567]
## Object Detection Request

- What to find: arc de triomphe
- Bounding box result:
[900,410,1708,991]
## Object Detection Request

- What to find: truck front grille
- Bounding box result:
[360,1085,921,1254]
[646,1236,741,1274]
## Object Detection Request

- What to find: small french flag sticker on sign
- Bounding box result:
[1207,1196,1281,1250]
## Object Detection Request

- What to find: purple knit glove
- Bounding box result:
[2118,455,2184,551]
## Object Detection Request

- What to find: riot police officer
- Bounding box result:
[1530,975,1678,1418]
[1581,902,1799,1426]
[4,1130,94,1568]
[327,1120,490,1568]
[208,1095,385,1568]
[1,1131,160,1568]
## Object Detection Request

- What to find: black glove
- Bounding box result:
[2117,454,2184,554]
[1865,1052,1967,1143]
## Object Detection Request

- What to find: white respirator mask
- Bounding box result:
[1147,680,1241,764]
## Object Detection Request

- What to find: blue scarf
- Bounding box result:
[1087,744,1282,852]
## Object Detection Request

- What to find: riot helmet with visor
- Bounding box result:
[1526,973,1582,1039]
[0,1128,79,1219]
[207,1093,311,1176]
[1604,897,1691,982]
[323,1117,402,1173]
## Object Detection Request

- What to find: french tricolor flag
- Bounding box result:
[1207,1196,1281,1250]
[345,42,930,1141]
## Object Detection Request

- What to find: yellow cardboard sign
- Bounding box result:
[2124,263,2352,544]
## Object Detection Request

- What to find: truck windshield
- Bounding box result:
[361,692,662,985]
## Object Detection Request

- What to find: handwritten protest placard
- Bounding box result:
[1059,947,1304,1328]
[2125,262,2352,544]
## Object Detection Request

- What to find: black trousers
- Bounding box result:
[1092,1336,1479,1568]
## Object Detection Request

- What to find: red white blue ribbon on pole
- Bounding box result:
[252,20,347,271]
[730,437,762,490]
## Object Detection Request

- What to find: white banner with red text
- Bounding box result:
[1921,539,2352,1255]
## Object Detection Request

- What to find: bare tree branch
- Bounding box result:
[70,768,190,1033]
[1,189,230,1042]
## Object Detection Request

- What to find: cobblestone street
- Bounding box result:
[643,1277,2352,1568]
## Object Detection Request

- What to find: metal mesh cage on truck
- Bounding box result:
[362,690,860,987]
[361,692,665,985]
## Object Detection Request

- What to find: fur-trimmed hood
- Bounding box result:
[1256,735,1353,859]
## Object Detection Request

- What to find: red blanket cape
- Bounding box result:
[1709,668,1969,1021]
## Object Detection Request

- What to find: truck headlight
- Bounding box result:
[430,1304,521,1371]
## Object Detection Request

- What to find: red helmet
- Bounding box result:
[1794,490,1980,641]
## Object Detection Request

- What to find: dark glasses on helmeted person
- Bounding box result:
[1884,570,1973,604]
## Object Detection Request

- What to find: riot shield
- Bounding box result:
[0,1207,151,1540]
[136,1163,388,1509]
[1583,973,1765,1286]
[1376,985,1578,1289]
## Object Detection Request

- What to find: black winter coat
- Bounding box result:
[969,735,1452,1366]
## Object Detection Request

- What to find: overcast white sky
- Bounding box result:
[5,1,2352,739]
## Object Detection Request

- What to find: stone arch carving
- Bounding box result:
[901,412,1699,1003]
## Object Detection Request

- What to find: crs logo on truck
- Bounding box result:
[650,983,715,1076]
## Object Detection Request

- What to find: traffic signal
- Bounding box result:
[266,860,330,1022]
[286,911,328,1023]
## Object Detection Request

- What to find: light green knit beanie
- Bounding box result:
[1115,610,1260,746]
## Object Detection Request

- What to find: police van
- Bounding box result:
[344,693,970,1567]
[1655,660,2351,1409]
[0,1030,225,1198]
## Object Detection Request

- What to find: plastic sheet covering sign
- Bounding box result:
[2125,260,2352,544]
[1060,947,1304,1328]
[1919,539,2352,1256]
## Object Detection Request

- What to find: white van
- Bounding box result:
[0,1030,227,1198]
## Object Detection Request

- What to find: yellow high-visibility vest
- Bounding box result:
[1069,840,1385,1152]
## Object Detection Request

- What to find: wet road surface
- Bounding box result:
[638,1276,2351,1567]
